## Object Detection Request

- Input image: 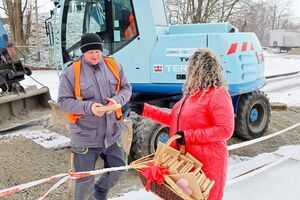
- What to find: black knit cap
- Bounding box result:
[80,33,103,53]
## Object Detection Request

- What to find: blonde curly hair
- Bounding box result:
[183,48,226,96]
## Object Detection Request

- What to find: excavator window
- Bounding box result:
[62,0,109,63]
[111,0,138,53]
[60,0,138,66]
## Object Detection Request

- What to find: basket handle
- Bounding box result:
[165,134,181,146]
[165,135,186,154]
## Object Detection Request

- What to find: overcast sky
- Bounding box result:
[39,0,300,16]
[290,0,300,18]
[38,1,55,14]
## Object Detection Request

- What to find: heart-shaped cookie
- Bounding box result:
[176,178,192,196]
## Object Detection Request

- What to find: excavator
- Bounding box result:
[43,0,270,159]
[0,21,51,132]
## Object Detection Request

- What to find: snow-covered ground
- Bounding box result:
[262,53,300,106]
[224,145,300,200]
[264,53,300,77]
[12,53,300,199]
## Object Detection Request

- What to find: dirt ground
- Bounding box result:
[1,107,300,199]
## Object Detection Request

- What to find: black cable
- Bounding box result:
[14,48,46,88]
[27,75,46,87]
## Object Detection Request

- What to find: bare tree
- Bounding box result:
[165,0,298,47]
[165,0,242,23]
[269,0,293,30]
[229,0,297,46]
[35,0,41,61]
[1,0,33,46]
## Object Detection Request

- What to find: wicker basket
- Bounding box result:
[132,135,214,200]
[139,174,184,200]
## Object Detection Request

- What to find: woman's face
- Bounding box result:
[83,50,102,65]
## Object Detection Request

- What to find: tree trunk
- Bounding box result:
[3,0,27,47]
[35,0,41,61]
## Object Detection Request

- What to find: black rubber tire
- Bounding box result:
[130,118,169,160]
[127,111,142,162]
[234,90,271,140]
[128,111,142,130]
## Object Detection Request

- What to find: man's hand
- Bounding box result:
[106,98,119,114]
[91,103,106,117]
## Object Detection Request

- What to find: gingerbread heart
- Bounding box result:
[176,178,192,196]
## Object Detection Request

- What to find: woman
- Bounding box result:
[133,48,234,200]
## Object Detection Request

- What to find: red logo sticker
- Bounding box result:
[153,65,163,73]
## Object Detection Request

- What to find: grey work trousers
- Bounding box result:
[72,142,125,200]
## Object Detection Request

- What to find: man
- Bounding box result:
[57,33,132,200]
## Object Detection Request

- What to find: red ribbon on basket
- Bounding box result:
[141,162,169,191]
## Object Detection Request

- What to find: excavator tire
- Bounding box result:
[235,90,271,140]
[130,117,169,160]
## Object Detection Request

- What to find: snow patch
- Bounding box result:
[0,129,70,149]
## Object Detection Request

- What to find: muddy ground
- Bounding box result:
[1,107,300,199]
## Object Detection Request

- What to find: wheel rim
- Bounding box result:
[150,126,169,153]
[248,101,267,133]
[249,108,258,122]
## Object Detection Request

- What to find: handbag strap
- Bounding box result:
[176,97,187,154]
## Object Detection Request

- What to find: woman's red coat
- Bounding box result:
[142,86,234,200]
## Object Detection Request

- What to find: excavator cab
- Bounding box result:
[58,0,138,68]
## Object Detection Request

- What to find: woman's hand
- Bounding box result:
[175,131,186,145]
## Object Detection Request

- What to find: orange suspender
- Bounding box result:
[103,57,122,120]
[103,57,121,92]
[67,60,82,124]
[73,60,82,101]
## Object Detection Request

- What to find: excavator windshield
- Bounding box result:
[61,0,138,65]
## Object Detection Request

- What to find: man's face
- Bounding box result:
[83,50,102,65]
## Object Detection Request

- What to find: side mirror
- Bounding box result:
[46,21,54,45]
[45,10,54,45]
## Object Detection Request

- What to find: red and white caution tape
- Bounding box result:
[69,165,131,180]
[0,173,68,198]
[39,165,132,200]
[228,122,300,151]
[0,165,132,199]
[39,175,70,200]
